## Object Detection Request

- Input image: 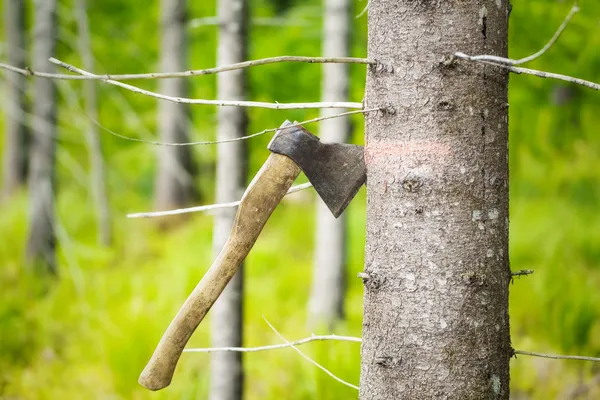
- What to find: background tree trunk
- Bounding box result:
[2,0,28,197]
[74,0,112,246]
[26,0,58,274]
[154,0,197,212]
[209,1,248,399]
[359,1,511,398]
[308,0,351,329]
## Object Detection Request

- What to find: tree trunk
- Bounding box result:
[154,0,197,212]
[74,0,112,246]
[209,1,248,400]
[308,0,351,329]
[2,0,28,197]
[26,0,58,275]
[359,1,511,399]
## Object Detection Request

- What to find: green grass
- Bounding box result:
[0,187,365,399]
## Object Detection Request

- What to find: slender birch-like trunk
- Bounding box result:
[74,0,112,246]
[360,1,511,398]
[308,0,352,329]
[26,0,58,274]
[209,1,248,399]
[154,0,197,212]
[2,0,28,197]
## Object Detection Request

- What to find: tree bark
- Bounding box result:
[26,0,58,275]
[74,0,112,246]
[359,1,511,399]
[308,0,351,329]
[2,0,28,197]
[209,1,248,400]
[154,0,197,212]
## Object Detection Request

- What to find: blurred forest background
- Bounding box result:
[1,0,600,399]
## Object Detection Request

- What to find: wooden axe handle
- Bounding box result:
[139,152,301,391]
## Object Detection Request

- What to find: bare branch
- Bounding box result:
[89,108,380,147]
[0,61,55,78]
[183,334,361,353]
[178,326,600,367]
[49,57,362,109]
[514,350,600,363]
[181,336,600,365]
[452,4,598,91]
[457,4,579,66]
[1,56,374,81]
[263,316,359,391]
[454,55,600,91]
[127,182,314,219]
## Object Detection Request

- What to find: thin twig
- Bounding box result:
[356,0,371,18]
[514,350,600,363]
[49,57,362,110]
[1,56,374,81]
[179,327,600,367]
[183,334,361,353]
[455,56,600,91]
[91,108,380,147]
[263,316,359,391]
[456,4,579,66]
[127,182,314,219]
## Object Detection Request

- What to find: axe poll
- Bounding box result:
[138,120,366,390]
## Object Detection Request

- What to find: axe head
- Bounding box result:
[268,120,366,218]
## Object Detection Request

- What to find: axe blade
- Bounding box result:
[268,121,366,218]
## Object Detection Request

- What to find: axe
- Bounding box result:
[139,120,366,390]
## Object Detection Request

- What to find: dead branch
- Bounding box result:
[50,58,362,109]
[0,55,374,81]
[454,56,600,91]
[458,4,579,66]
[454,4,598,91]
[514,350,600,363]
[183,333,361,353]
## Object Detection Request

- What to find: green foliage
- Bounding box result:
[1,0,600,398]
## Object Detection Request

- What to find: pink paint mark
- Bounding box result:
[364,139,451,166]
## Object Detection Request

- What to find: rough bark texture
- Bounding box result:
[154,0,197,212]
[209,1,248,399]
[308,0,352,329]
[2,0,28,197]
[26,0,58,274]
[75,0,111,246]
[359,1,511,399]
